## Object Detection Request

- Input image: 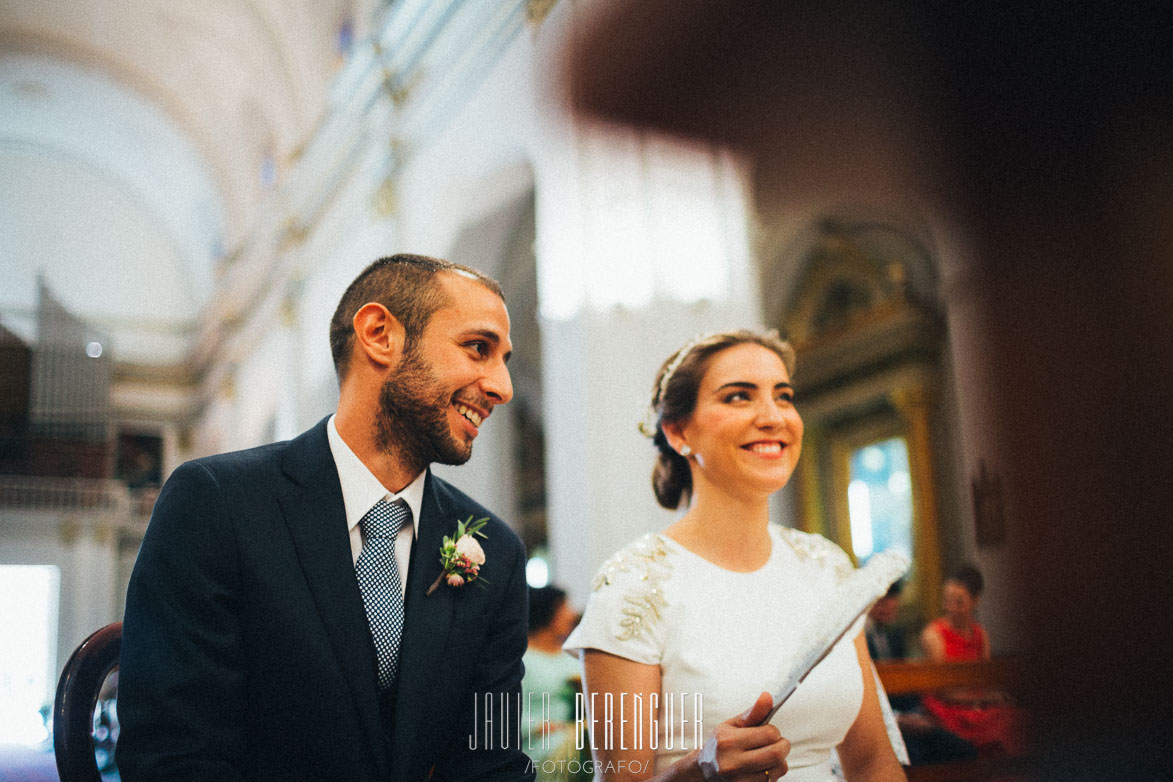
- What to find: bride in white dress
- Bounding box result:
[564,330,906,781]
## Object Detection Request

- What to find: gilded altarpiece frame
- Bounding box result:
[780,226,946,622]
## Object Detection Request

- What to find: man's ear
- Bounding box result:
[352,303,407,370]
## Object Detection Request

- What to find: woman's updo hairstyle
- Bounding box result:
[641,329,796,509]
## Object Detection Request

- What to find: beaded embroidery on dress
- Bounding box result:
[779,527,855,583]
[590,533,674,642]
[565,525,910,778]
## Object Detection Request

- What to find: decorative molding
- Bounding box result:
[780,218,948,621]
[113,361,197,387]
[60,516,80,545]
[374,176,398,218]
[0,477,127,512]
[0,477,152,544]
[383,69,422,108]
[93,521,115,546]
[786,236,896,346]
[525,0,559,29]
[791,304,942,401]
[898,383,944,620]
[197,1,529,359]
[280,293,298,328]
[796,426,823,536]
[280,273,304,330]
[220,367,236,401]
[889,384,933,415]
[279,218,310,249]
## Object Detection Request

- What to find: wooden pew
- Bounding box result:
[875,659,1032,782]
[876,658,1025,696]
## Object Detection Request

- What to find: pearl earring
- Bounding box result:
[679,445,692,457]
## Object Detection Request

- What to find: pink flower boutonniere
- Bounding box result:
[426,516,489,595]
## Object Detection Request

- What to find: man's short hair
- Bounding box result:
[329,254,504,379]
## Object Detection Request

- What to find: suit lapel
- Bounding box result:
[277,421,388,780]
[391,471,458,779]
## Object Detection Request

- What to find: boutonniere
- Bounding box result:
[426,516,489,595]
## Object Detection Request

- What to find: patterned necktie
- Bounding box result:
[355,498,409,692]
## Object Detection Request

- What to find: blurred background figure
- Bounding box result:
[919,565,1024,757]
[521,585,582,776]
[920,565,987,664]
[866,578,977,766]
[865,581,906,663]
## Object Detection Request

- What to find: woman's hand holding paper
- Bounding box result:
[696,691,791,782]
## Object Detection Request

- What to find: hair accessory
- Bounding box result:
[656,334,708,407]
[638,333,711,438]
[679,445,692,457]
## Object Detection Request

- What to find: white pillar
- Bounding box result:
[58,519,119,670]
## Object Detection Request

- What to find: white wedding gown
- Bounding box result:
[565,525,895,781]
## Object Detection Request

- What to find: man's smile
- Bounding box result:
[454,401,484,428]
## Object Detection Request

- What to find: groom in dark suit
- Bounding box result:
[117,254,534,781]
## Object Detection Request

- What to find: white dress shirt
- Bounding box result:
[326,414,426,598]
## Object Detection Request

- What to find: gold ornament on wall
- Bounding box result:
[526,0,558,29]
[374,177,398,218]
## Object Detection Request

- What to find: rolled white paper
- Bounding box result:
[760,550,911,724]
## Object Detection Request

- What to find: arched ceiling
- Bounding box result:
[0,0,368,364]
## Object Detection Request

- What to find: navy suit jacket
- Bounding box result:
[117,418,534,781]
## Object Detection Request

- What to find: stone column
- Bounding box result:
[58,517,119,673]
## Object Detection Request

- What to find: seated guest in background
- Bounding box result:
[921,565,989,663]
[919,564,1026,757]
[866,581,907,662]
[867,580,977,765]
[521,585,583,771]
[867,581,914,714]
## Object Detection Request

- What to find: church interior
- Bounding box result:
[2,0,1171,778]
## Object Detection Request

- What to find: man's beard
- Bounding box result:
[375,344,474,475]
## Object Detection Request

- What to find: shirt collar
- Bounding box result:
[327,414,425,537]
